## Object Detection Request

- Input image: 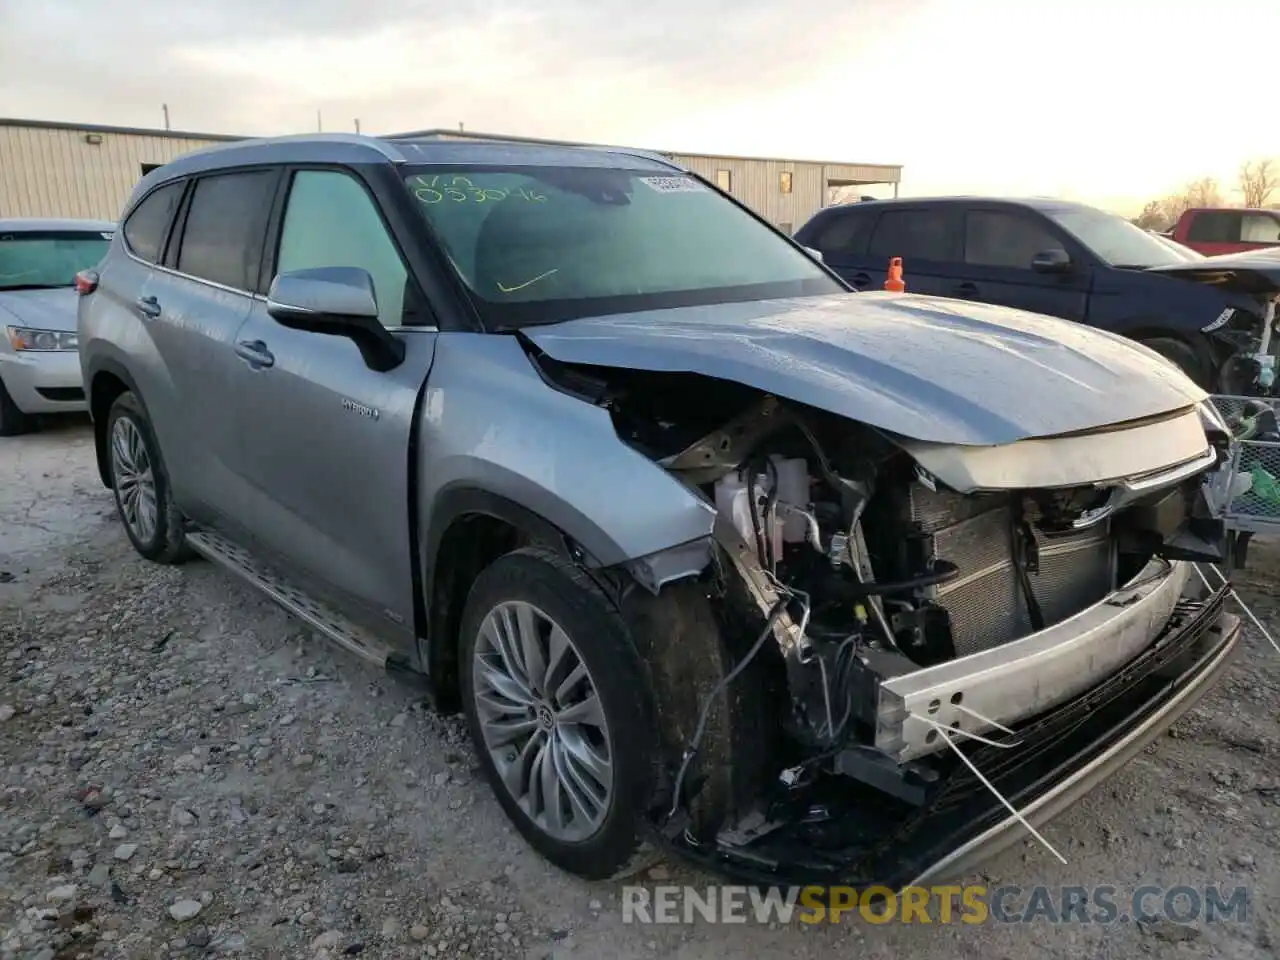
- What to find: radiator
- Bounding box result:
[908,485,1114,657]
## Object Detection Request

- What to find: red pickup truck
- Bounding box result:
[1168,207,1280,256]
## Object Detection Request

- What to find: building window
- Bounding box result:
[715,169,732,192]
[780,171,793,195]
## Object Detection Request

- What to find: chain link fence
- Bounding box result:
[1208,395,1280,528]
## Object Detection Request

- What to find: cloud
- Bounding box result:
[4,0,1278,208]
[0,0,875,140]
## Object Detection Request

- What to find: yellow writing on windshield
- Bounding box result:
[409,175,547,205]
[496,268,559,294]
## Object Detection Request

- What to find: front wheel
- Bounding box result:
[105,391,190,563]
[1140,336,1208,388]
[459,546,657,880]
[0,378,35,437]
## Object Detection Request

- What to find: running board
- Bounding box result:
[186,529,395,669]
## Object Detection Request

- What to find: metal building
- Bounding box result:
[0,117,902,231]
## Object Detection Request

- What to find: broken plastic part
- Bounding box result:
[1197,563,1280,655]
[624,537,714,594]
[915,715,1068,866]
[833,745,940,806]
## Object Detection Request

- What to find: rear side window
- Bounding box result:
[867,209,957,261]
[964,210,1062,269]
[1186,211,1240,243]
[122,181,184,264]
[809,210,874,258]
[176,170,277,291]
[1241,214,1280,243]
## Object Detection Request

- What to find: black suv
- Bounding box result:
[795,197,1273,392]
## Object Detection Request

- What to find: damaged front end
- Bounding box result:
[1149,254,1280,396]
[545,358,1242,886]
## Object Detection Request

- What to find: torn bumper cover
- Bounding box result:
[661,578,1240,888]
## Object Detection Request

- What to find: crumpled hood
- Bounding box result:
[0,288,79,333]
[523,292,1207,446]
[1146,250,1280,298]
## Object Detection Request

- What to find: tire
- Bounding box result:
[105,391,191,564]
[1140,336,1207,388]
[459,546,658,880]
[0,378,35,437]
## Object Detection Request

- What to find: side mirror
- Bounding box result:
[802,246,825,263]
[1031,249,1073,274]
[266,267,405,372]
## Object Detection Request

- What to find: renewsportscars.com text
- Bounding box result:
[621,884,1249,926]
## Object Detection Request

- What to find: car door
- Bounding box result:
[225,166,438,643]
[863,206,963,297]
[955,207,1090,321]
[112,171,279,521]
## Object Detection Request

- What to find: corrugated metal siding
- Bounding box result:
[0,125,223,220]
[670,154,830,233]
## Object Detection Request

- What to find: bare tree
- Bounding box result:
[1151,176,1224,229]
[1133,200,1169,231]
[1239,159,1279,208]
[1183,177,1223,208]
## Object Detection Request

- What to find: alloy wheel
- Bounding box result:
[472,600,614,842]
[110,416,158,544]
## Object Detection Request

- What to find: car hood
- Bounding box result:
[1146,250,1280,298]
[0,287,79,332]
[522,292,1207,446]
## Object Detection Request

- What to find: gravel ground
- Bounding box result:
[1,420,1278,960]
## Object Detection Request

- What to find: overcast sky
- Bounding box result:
[2,0,1276,212]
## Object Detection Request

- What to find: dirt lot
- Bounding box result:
[1,421,1278,960]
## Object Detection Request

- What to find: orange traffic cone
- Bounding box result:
[884,257,906,293]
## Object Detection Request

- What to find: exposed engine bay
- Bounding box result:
[530,351,1234,879]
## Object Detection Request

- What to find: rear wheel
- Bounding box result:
[105,391,190,563]
[459,546,657,880]
[0,378,35,437]
[1141,336,1207,388]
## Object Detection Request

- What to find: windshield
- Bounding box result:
[0,230,112,290]
[1044,207,1199,269]
[1149,232,1204,261]
[402,165,841,327]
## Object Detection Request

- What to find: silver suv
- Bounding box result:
[79,133,1241,886]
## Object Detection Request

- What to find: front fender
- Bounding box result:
[416,333,716,573]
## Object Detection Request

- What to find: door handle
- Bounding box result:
[851,272,873,289]
[234,339,275,369]
[953,282,979,298]
[134,295,162,319]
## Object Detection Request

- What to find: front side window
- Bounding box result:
[964,211,1063,269]
[0,230,112,291]
[123,181,184,264]
[176,170,277,290]
[1047,206,1192,268]
[1241,213,1280,243]
[275,170,412,327]
[402,165,840,328]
